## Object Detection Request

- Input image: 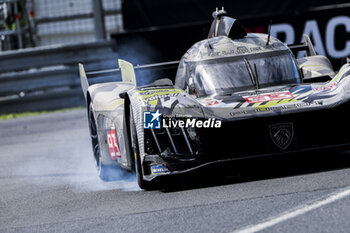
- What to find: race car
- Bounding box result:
[79,8,350,189]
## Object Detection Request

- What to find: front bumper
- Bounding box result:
[143,100,350,181]
[143,142,350,182]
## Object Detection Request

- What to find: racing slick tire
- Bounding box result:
[88,102,118,181]
[129,105,155,190]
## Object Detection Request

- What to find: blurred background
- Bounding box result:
[0,0,349,113]
[0,0,122,49]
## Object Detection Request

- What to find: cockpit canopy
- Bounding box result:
[175,9,300,97]
[192,50,300,97]
[175,34,301,97]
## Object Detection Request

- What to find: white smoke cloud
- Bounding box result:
[8,112,142,192]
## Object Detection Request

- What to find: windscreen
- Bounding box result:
[193,51,300,96]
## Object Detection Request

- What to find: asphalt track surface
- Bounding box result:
[2,109,350,233]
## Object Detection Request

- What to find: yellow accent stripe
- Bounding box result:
[254,99,297,110]
[138,88,178,94]
[106,99,124,111]
[139,89,184,99]
[138,88,184,93]
[333,65,348,82]
[148,99,158,106]
[142,91,183,99]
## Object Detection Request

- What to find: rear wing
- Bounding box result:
[78,63,89,99]
[79,59,179,100]
[288,34,316,56]
[118,59,136,84]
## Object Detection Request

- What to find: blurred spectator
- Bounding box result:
[3,1,27,49]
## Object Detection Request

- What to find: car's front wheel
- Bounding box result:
[129,105,155,190]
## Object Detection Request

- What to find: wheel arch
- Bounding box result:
[86,91,93,118]
[123,93,136,171]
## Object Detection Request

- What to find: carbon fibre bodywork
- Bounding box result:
[79,11,350,188]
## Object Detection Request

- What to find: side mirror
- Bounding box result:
[188,83,196,95]
[119,92,126,99]
[187,77,196,95]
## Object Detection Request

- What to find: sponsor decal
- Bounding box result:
[143,110,162,129]
[151,165,169,174]
[207,45,269,57]
[138,88,184,105]
[139,88,182,95]
[237,46,249,54]
[250,47,263,52]
[312,80,338,91]
[106,127,121,160]
[143,93,179,103]
[229,102,321,116]
[269,123,294,150]
[221,49,236,56]
[204,98,220,106]
[243,88,290,96]
[143,111,221,129]
[139,89,184,99]
[244,91,295,104]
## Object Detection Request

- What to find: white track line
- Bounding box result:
[232,186,350,233]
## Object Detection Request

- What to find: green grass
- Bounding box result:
[0,107,84,120]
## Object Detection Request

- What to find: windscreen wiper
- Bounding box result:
[244,58,260,89]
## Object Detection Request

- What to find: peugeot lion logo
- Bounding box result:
[269,123,294,150]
